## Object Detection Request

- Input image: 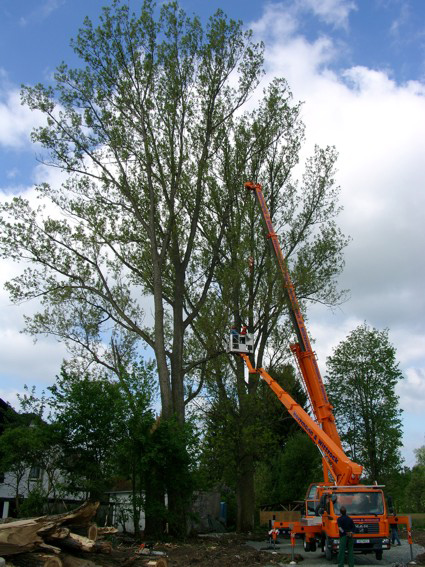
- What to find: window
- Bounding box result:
[332,491,384,515]
[29,466,41,480]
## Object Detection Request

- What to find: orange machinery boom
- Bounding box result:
[243,181,362,485]
[240,352,362,485]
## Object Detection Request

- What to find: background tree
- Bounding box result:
[48,362,162,534]
[326,322,403,482]
[414,445,425,466]
[257,431,322,505]
[49,368,130,500]
[404,445,425,512]
[0,396,62,516]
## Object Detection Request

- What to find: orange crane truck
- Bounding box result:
[228,181,412,560]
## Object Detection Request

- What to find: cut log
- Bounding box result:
[51,534,96,553]
[60,554,101,567]
[144,560,168,567]
[60,504,99,529]
[38,544,61,555]
[92,541,112,554]
[96,526,118,537]
[49,533,112,555]
[0,518,46,556]
[65,525,97,542]
[47,528,70,541]
[0,502,99,557]
[10,552,62,567]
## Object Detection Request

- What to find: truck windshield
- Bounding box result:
[333,492,384,515]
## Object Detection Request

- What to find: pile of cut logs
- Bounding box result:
[0,501,117,567]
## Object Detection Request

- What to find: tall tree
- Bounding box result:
[414,445,425,466]
[326,323,404,482]
[193,81,349,530]
[0,0,264,532]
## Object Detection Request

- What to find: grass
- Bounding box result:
[410,514,425,529]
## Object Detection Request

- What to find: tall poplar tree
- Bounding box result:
[0,0,263,533]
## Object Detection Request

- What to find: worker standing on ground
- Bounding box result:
[337,506,355,567]
[390,521,401,546]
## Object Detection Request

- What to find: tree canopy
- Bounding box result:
[326,322,404,482]
[0,0,351,532]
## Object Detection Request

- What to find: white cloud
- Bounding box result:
[252,0,356,38]
[0,77,45,149]
[249,3,425,464]
[19,0,65,27]
[296,0,357,29]
[397,368,425,416]
[0,183,70,399]
[0,273,68,402]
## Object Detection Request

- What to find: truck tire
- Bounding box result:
[310,540,317,552]
[375,551,383,560]
[303,540,311,552]
[325,537,333,561]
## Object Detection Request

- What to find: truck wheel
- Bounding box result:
[325,537,332,561]
[375,551,383,560]
[310,541,317,552]
[303,540,311,552]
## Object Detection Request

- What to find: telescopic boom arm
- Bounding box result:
[239,353,362,485]
[236,181,363,485]
[244,181,342,445]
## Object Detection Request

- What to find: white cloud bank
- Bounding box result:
[250,0,425,464]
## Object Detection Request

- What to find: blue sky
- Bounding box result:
[1,0,425,467]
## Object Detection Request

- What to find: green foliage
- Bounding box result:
[18,485,46,517]
[326,323,404,482]
[414,445,425,466]
[47,362,161,533]
[383,466,412,512]
[144,417,195,537]
[403,445,425,513]
[198,364,317,511]
[0,410,62,514]
[49,369,129,499]
[256,431,322,505]
[404,465,425,512]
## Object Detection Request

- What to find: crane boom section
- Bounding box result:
[245,181,342,448]
[240,353,363,485]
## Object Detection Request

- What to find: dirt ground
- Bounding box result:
[87,530,425,567]
[413,530,425,565]
[91,533,282,567]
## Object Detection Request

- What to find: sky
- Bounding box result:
[0,0,425,467]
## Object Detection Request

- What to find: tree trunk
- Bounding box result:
[144,469,166,538]
[236,453,255,532]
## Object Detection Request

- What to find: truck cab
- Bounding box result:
[312,485,390,560]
